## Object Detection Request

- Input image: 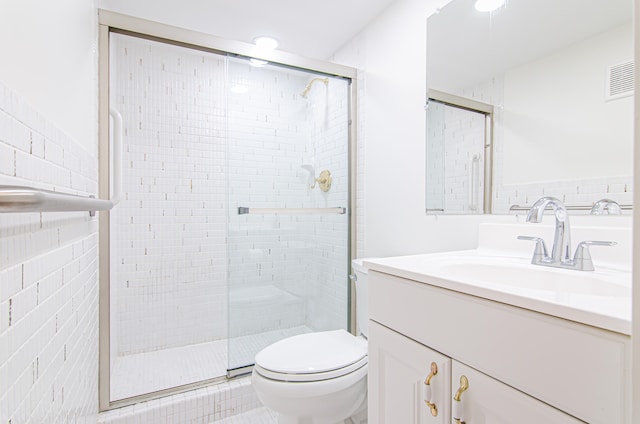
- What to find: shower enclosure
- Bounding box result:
[100,19,355,408]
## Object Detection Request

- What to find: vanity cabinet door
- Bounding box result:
[450,361,583,424]
[369,320,452,424]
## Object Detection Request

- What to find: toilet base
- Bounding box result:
[275,392,367,424]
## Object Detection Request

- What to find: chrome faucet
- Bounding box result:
[518,196,616,271]
[526,196,572,263]
[590,198,622,215]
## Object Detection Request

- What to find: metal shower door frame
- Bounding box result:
[97,10,358,412]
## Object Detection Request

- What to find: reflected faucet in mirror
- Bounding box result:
[590,198,622,215]
[518,196,616,271]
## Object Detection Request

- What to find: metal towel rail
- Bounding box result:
[238,206,346,215]
[0,108,124,215]
[0,185,115,215]
[509,203,632,213]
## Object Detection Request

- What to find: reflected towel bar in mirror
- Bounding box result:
[509,203,631,213]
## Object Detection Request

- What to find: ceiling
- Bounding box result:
[427,0,633,92]
[99,0,399,59]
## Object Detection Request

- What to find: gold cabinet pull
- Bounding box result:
[453,375,469,424]
[423,362,438,416]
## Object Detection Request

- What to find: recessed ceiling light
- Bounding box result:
[474,0,506,12]
[253,36,278,50]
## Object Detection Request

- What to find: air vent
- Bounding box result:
[606,60,634,101]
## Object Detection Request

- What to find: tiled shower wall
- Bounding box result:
[111,34,350,359]
[0,82,99,422]
[426,101,485,214]
[111,34,228,355]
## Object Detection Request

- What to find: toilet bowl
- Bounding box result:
[251,259,372,424]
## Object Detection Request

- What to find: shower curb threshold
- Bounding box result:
[97,376,263,424]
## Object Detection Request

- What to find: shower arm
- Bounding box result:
[301,77,329,98]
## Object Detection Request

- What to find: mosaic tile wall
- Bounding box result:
[0,82,99,423]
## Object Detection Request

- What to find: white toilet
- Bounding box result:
[251,258,371,424]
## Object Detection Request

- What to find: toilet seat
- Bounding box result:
[254,329,368,383]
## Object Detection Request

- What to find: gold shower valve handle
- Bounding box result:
[311,170,332,192]
[423,362,439,416]
[453,375,469,424]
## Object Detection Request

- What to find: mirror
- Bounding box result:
[426,0,634,214]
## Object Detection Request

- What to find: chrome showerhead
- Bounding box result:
[301,77,329,98]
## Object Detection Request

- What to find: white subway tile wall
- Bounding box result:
[426,101,446,211]
[111,33,350,389]
[0,82,99,423]
[426,101,486,213]
[110,34,229,357]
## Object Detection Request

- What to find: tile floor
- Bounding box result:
[213,407,278,424]
[111,326,312,400]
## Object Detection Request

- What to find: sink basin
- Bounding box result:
[436,261,630,298]
[363,223,632,334]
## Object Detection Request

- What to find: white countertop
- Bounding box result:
[363,224,632,335]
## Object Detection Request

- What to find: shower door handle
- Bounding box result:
[109,107,123,207]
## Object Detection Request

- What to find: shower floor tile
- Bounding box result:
[111,326,313,401]
[111,339,228,400]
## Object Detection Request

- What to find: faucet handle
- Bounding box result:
[572,240,617,271]
[517,236,549,263]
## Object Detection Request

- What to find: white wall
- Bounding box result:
[332,0,500,258]
[0,0,98,155]
[502,24,633,185]
[631,1,640,422]
[0,0,100,422]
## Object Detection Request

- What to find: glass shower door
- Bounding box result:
[109,33,229,401]
[226,57,351,373]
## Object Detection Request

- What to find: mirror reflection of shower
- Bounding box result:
[301,77,328,98]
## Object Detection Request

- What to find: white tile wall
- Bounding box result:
[426,100,445,211]
[110,34,228,356]
[426,101,486,213]
[0,82,99,423]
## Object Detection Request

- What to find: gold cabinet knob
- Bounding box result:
[423,362,438,417]
[453,375,469,424]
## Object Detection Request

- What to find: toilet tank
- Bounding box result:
[351,258,374,338]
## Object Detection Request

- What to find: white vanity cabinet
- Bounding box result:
[369,320,452,423]
[449,361,582,424]
[367,270,632,424]
[369,321,581,424]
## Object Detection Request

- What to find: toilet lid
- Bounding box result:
[254,329,367,380]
